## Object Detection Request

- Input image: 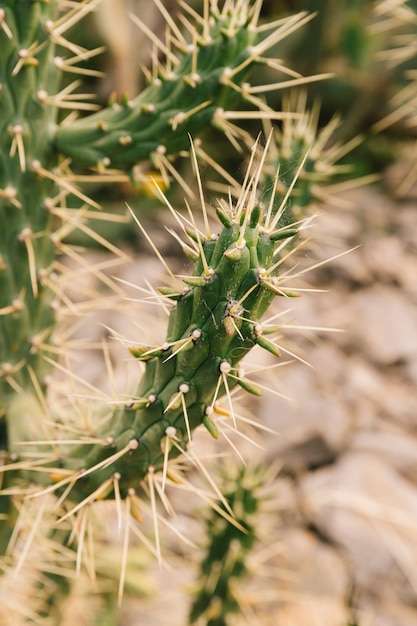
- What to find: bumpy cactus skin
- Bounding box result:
[0,0,316,503]
[26,160,296,503]
[0,0,290,452]
[189,465,266,625]
[0,0,304,417]
[0,1,60,409]
[55,6,258,169]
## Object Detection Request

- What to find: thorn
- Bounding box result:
[31,160,101,209]
[0,8,13,39]
[184,199,212,278]
[54,53,105,78]
[58,477,114,524]
[129,11,179,66]
[219,361,237,429]
[162,426,177,492]
[146,466,162,564]
[9,124,26,172]
[12,493,48,577]
[0,185,22,209]
[249,72,334,95]
[189,135,211,239]
[126,204,180,285]
[18,227,39,297]
[203,408,219,439]
[118,493,131,606]
[48,0,102,38]
[172,438,234,518]
[0,291,25,316]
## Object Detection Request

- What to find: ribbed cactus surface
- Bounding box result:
[189,464,267,625]
[1,0,318,505]
[0,1,61,409]
[55,1,259,169]
[57,148,295,501]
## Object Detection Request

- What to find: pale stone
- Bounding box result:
[346,285,417,365]
[242,527,350,626]
[300,453,417,602]
[276,528,350,598]
[261,339,353,463]
[358,598,417,626]
[272,597,349,626]
[351,431,417,482]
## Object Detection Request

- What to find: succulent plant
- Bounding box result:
[2,0,411,624]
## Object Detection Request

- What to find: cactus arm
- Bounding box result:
[0,0,311,418]
[0,0,62,415]
[7,139,302,507]
[189,465,266,626]
[1,0,327,504]
[53,3,305,171]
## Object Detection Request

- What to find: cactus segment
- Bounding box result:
[54,1,308,171]
[189,464,266,625]
[12,140,299,505]
[0,0,63,412]
[0,0,387,622]
[0,0,312,425]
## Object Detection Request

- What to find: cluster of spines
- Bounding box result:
[54,1,315,171]
[0,1,63,413]
[0,0,318,415]
[189,464,266,625]
[10,137,299,510]
[1,0,351,596]
[6,99,357,513]
[0,1,121,416]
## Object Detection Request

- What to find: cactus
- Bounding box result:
[9,131,307,501]
[1,0,410,623]
[189,464,269,626]
[0,0,316,413]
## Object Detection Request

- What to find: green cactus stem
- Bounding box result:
[0,1,62,410]
[54,3,314,171]
[6,135,304,508]
[1,0,332,507]
[189,464,267,626]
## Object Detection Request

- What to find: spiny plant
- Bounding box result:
[0,0,387,623]
[189,463,272,626]
[0,0,320,420]
[370,0,417,196]
[273,0,417,143]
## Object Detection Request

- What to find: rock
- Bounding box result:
[272,597,349,626]
[351,431,417,483]
[261,359,353,462]
[362,235,408,283]
[357,599,417,626]
[341,355,417,427]
[261,527,351,626]
[344,285,417,366]
[300,452,417,604]
[396,202,417,248]
[276,433,338,473]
